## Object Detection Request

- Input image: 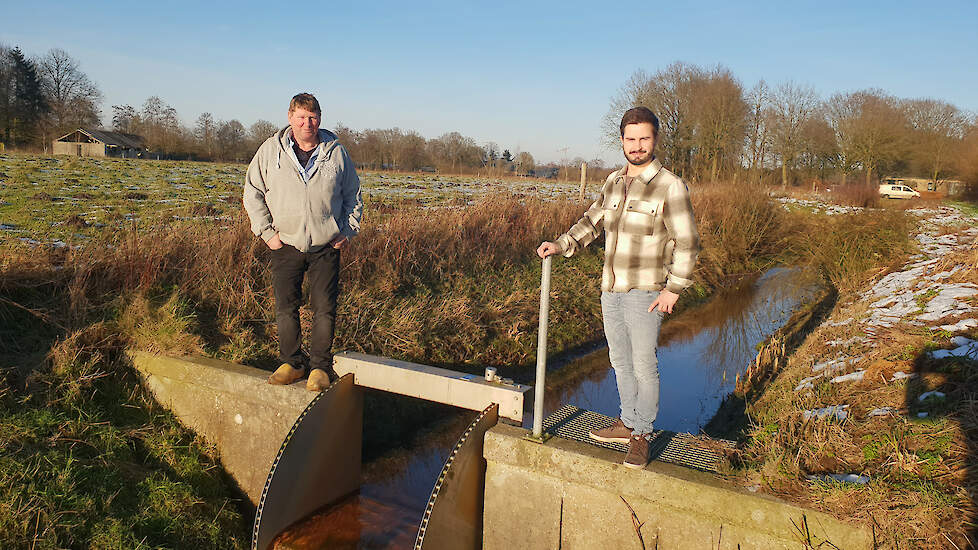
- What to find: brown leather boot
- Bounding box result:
[268,363,304,385]
[306,368,331,392]
[588,418,632,444]
[623,434,650,469]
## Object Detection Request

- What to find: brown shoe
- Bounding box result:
[623,434,650,469]
[268,363,304,385]
[589,418,632,444]
[306,368,331,392]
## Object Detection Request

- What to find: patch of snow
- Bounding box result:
[890,371,918,382]
[951,336,974,347]
[826,336,871,347]
[936,319,978,332]
[926,265,962,281]
[907,258,940,270]
[831,370,866,384]
[803,405,849,421]
[929,339,978,359]
[795,375,822,392]
[868,407,897,417]
[916,283,978,322]
[812,356,853,374]
[918,390,946,402]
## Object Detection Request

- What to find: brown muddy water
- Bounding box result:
[271,267,819,549]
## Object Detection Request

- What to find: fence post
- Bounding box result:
[578,161,588,201]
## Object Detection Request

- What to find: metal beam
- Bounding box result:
[334,352,530,423]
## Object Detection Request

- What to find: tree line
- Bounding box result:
[4,44,976,185]
[0,45,101,150]
[606,62,978,186]
[0,44,548,174]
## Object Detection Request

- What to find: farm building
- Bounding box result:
[53,128,146,158]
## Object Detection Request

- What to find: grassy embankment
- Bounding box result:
[721,193,978,548]
[1,153,916,548]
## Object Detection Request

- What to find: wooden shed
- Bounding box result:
[53,128,146,158]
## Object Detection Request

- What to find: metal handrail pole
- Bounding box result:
[532,254,552,439]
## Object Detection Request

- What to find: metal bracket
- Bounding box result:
[522,431,553,444]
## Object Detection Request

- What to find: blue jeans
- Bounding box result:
[601,290,665,435]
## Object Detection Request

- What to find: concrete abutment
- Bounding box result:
[482,423,873,550]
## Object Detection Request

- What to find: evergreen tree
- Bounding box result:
[0,44,13,144]
[8,47,48,145]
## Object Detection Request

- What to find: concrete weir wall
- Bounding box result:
[483,423,873,550]
[128,352,316,504]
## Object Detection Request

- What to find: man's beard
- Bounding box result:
[624,149,653,166]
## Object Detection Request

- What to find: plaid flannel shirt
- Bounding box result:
[555,158,700,294]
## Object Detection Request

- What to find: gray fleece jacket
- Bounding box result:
[243,127,363,252]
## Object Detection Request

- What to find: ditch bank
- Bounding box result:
[734,203,978,549]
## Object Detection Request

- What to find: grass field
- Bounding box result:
[0,154,582,248]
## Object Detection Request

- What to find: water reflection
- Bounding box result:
[272,411,477,550]
[273,267,819,548]
[543,267,819,433]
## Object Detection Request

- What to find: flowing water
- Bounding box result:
[272,267,819,549]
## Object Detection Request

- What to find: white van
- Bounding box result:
[879,184,920,199]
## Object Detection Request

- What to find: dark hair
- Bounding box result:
[289,93,321,115]
[619,106,659,137]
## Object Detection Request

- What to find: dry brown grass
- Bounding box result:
[691,181,798,288]
[825,184,881,208]
[736,229,978,549]
[2,186,811,372]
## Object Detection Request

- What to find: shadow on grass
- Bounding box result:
[906,347,978,549]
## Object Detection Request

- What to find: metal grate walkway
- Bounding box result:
[542,405,736,473]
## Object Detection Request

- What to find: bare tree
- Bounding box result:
[956,118,978,185]
[194,112,218,158]
[483,141,499,176]
[160,105,179,155]
[111,104,139,134]
[216,119,245,161]
[828,89,906,185]
[689,65,747,182]
[37,48,101,138]
[605,63,699,177]
[769,81,819,187]
[434,131,471,173]
[797,113,838,185]
[398,130,428,170]
[904,98,965,182]
[379,127,404,169]
[248,119,279,154]
[514,150,534,176]
[744,80,772,184]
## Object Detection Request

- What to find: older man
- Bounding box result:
[243,93,363,391]
[537,107,700,468]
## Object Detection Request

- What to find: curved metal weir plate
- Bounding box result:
[252,374,363,550]
[415,403,499,550]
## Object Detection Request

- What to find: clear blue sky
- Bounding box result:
[3,0,976,164]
